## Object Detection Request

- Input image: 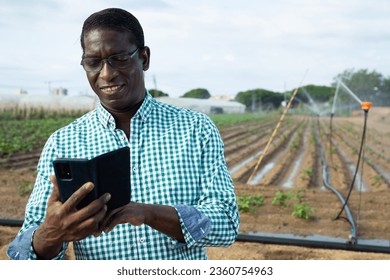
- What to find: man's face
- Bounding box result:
[82,28,149,113]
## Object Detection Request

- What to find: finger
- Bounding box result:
[77,192,111,221]
[48,175,61,204]
[93,206,109,237]
[62,182,94,212]
[100,207,121,232]
[78,204,107,238]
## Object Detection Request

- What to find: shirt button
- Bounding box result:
[132,166,138,172]
[139,237,145,243]
[120,136,125,141]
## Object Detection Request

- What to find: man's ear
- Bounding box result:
[142,46,150,71]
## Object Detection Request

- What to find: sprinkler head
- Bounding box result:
[361,101,372,111]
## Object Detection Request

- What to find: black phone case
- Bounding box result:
[53,147,130,211]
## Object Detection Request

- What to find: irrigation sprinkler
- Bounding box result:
[327,80,375,243]
[246,71,307,185]
[335,101,372,221]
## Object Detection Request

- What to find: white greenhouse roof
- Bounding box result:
[155,97,246,114]
[156,97,245,108]
[0,93,96,110]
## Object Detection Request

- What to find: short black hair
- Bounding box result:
[80,8,144,51]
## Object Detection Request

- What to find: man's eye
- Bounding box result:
[84,58,101,67]
[111,55,129,62]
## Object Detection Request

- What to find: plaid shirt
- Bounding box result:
[8,92,239,260]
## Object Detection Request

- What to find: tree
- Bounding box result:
[149,89,169,98]
[181,88,210,99]
[296,85,335,103]
[332,68,386,102]
[235,89,284,112]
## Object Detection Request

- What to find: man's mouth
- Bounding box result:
[100,84,124,94]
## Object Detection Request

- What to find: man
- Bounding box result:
[7,8,239,260]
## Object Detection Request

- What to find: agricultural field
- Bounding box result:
[0,107,389,260]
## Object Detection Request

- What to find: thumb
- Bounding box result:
[49,175,62,204]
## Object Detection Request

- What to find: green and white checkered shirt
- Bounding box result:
[9,92,239,260]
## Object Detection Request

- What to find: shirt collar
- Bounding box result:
[133,90,154,123]
[96,90,155,128]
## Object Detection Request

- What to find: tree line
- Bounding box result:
[149,68,390,111]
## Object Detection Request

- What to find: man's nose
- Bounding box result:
[99,60,118,81]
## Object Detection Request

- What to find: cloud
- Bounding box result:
[1,0,390,97]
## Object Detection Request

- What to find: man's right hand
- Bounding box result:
[32,175,111,259]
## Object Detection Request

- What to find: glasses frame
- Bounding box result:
[81,48,140,73]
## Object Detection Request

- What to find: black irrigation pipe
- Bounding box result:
[3,218,388,254]
[0,218,24,227]
[236,232,390,254]
[314,119,357,242]
[335,109,368,220]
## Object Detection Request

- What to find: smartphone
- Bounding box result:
[53,146,130,211]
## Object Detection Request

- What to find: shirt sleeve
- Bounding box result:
[7,135,68,260]
[171,205,211,248]
[176,114,240,248]
[7,226,67,260]
[7,226,36,260]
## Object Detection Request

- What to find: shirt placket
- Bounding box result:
[130,115,150,259]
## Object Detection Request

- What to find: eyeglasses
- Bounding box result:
[81,48,139,73]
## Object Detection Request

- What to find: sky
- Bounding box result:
[1,0,390,98]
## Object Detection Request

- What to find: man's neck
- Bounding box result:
[106,99,144,139]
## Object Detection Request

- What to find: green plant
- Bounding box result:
[17,179,34,196]
[272,190,314,219]
[292,202,315,220]
[0,117,76,156]
[292,189,304,202]
[210,113,268,128]
[373,175,381,186]
[237,195,264,213]
[289,139,299,151]
[271,191,291,208]
[303,169,313,179]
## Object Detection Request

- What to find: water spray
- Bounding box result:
[338,79,362,104]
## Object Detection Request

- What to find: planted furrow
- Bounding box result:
[318,120,352,193]
[222,121,275,145]
[232,122,300,183]
[225,120,291,168]
[260,120,308,186]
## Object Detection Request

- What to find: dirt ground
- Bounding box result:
[0,107,389,260]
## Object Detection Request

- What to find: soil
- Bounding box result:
[1,107,389,260]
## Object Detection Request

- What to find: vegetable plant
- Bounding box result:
[237,195,264,213]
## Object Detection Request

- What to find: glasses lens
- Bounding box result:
[82,58,101,72]
[81,49,138,72]
[109,54,132,69]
